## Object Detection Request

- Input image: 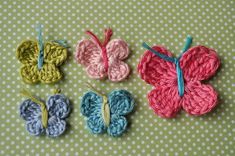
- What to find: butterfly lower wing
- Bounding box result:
[137,46,176,87]
[107,115,127,137]
[86,113,106,134]
[108,60,130,82]
[148,86,181,118]
[46,116,66,137]
[46,94,71,119]
[38,63,62,83]
[108,90,134,116]
[106,39,129,60]
[180,46,220,81]
[181,81,218,116]
[20,99,44,136]
[16,40,38,65]
[20,64,39,84]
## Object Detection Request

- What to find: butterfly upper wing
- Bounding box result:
[44,42,67,66]
[137,46,177,88]
[108,90,134,115]
[16,40,38,65]
[107,90,134,136]
[19,99,44,136]
[180,46,220,81]
[179,46,220,115]
[106,39,130,82]
[80,91,106,134]
[46,94,71,119]
[75,40,107,79]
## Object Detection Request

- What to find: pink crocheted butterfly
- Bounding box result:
[75,28,130,82]
[138,36,220,118]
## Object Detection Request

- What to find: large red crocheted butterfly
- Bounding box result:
[138,36,220,118]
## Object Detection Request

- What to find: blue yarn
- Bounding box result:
[19,94,71,137]
[37,24,44,70]
[142,36,193,97]
[80,90,135,137]
[52,40,70,48]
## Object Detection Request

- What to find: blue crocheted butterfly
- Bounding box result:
[81,85,135,137]
[19,90,71,137]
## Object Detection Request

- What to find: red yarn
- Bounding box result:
[85,29,112,72]
[137,45,220,118]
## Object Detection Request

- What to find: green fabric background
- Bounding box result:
[0,0,234,155]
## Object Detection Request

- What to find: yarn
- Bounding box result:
[80,84,135,137]
[19,90,71,137]
[142,36,193,96]
[138,36,220,118]
[75,28,130,82]
[16,26,68,84]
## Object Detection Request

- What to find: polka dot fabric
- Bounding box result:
[0,0,234,156]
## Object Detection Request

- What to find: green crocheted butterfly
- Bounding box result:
[16,26,68,84]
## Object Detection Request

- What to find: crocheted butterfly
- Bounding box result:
[75,28,130,82]
[81,83,135,136]
[138,36,220,118]
[19,89,71,137]
[16,25,68,84]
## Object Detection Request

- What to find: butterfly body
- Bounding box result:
[138,39,220,118]
[75,29,130,82]
[20,93,71,137]
[81,90,134,137]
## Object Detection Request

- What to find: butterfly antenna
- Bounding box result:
[85,82,104,96]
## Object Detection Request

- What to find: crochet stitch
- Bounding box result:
[137,36,220,118]
[19,89,71,137]
[16,25,68,84]
[80,83,135,136]
[75,28,130,82]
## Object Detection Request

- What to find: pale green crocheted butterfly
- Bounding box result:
[16,25,68,84]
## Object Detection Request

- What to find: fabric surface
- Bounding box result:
[0,0,234,155]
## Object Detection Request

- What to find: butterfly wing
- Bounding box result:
[181,81,218,116]
[138,46,181,118]
[180,46,220,81]
[16,40,40,83]
[45,94,70,137]
[148,86,181,118]
[37,63,62,83]
[43,42,67,66]
[16,40,38,65]
[75,40,107,79]
[19,99,44,136]
[45,116,67,137]
[137,46,176,87]
[106,39,130,82]
[80,91,106,134]
[180,46,220,115]
[107,90,134,136]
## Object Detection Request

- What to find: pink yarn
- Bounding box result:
[75,29,130,82]
[137,45,220,118]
